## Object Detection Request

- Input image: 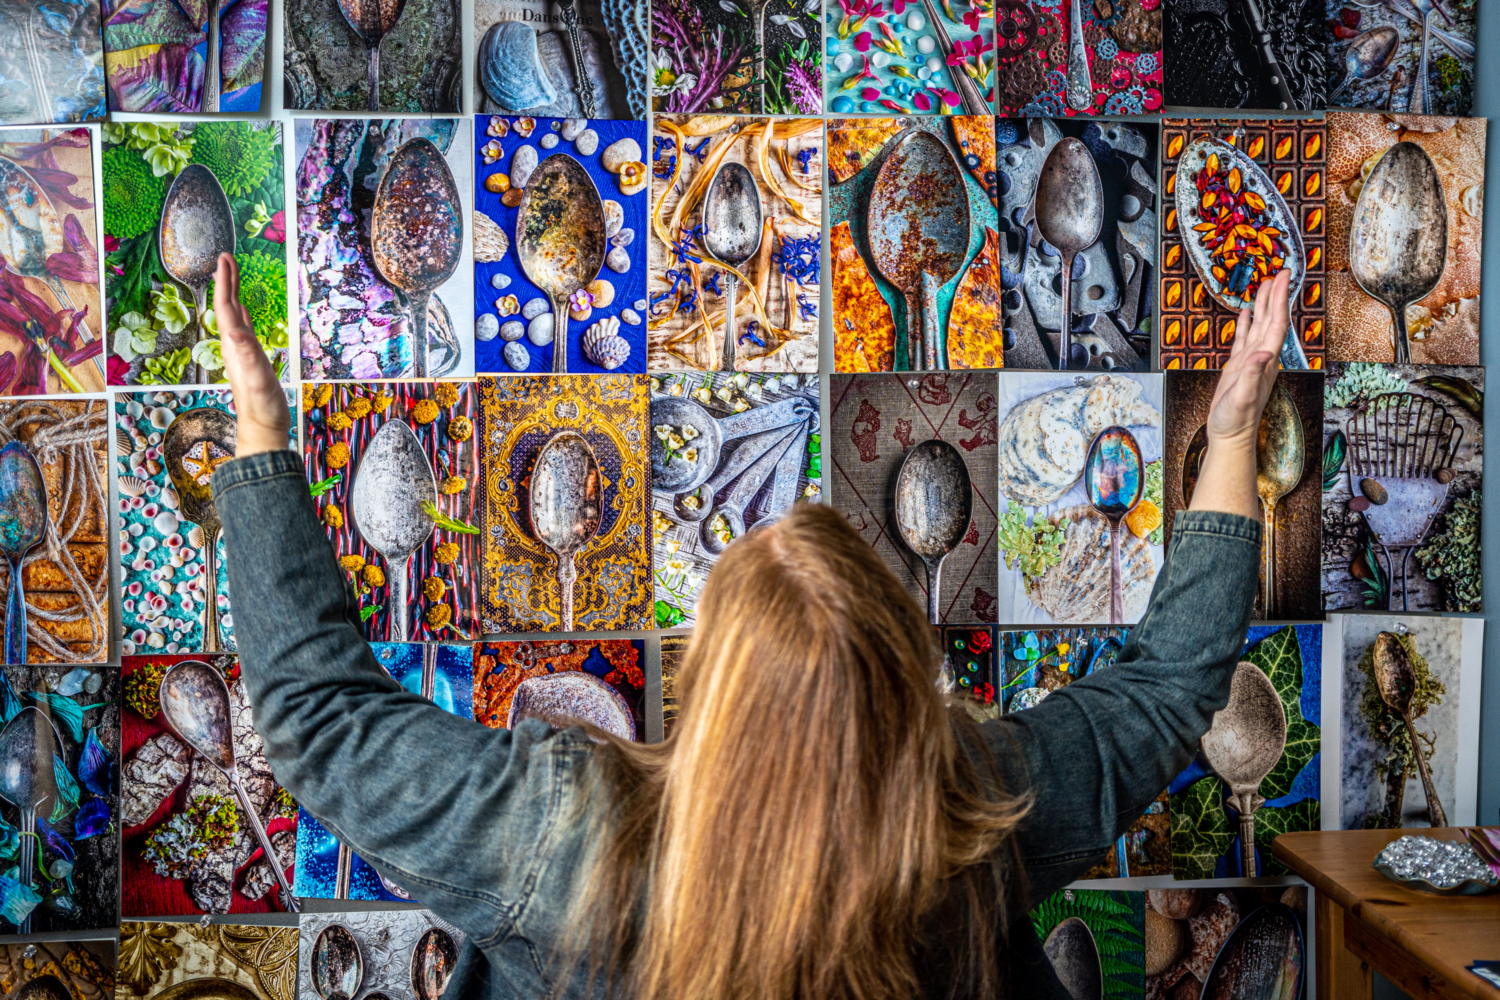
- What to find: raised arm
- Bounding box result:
[983,270,1290,898]
[211,254,577,936]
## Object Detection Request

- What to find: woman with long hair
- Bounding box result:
[210,254,1288,999]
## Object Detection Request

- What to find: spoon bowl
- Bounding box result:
[1372,631,1448,827]
[703,160,764,371]
[310,923,363,1000]
[867,130,970,371]
[1202,661,1287,878]
[699,426,798,556]
[159,164,236,385]
[529,431,602,632]
[162,408,237,653]
[1085,426,1143,624]
[159,661,300,911]
[516,154,607,374]
[0,440,46,665]
[371,138,464,379]
[894,440,972,624]
[336,0,407,110]
[410,927,459,1000]
[1349,141,1447,366]
[350,419,437,642]
[1035,138,1104,370]
[10,976,73,1000]
[1042,917,1103,1000]
[1330,26,1401,103]
[1201,902,1304,1000]
[509,671,636,739]
[1256,382,1305,619]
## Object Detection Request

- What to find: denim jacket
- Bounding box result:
[215,448,1262,1000]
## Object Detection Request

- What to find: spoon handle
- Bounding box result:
[552,294,569,374]
[1108,516,1122,625]
[17,807,33,932]
[917,0,990,115]
[1238,808,1258,877]
[1064,0,1091,110]
[920,270,942,371]
[721,274,738,371]
[1057,255,1074,370]
[192,285,211,385]
[1403,712,1449,827]
[335,842,352,900]
[3,555,25,665]
[559,1,597,119]
[231,771,301,912]
[201,526,221,653]
[390,556,410,642]
[924,557,942,625]
[204,1,220,112]
[1260,499,1277,619]
[367,43,380,113]
[408,290,431,379]
[903,291,923,372]
[1413,12,1431,114]
[558,552,577,633]
[1390,301,1412,366]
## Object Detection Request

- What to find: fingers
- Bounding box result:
[214,254,256,345]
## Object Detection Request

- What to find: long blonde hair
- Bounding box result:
[571,503,1029,1000]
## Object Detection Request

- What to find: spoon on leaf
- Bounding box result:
[1202,661,1287,878]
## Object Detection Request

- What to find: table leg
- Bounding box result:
[1318,893,1374,1000]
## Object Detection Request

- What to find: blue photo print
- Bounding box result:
[293,643,474,901]
[1170,624,1321,880]
[474,116,648,375]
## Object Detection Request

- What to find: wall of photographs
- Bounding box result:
[0,0,1485,994]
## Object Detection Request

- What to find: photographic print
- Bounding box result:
[651,115,820,372]
[474,115,646,375]
[282,0,459,111]
[301,382,479,642]
[1169,625,1321,880]
[828,117,997,372]
[104,121,286,387]
[1030,889,1144,999]
[1321,363,1482,613]
[1325,0,1475,114]
[1000,627,1169,878]
[475,639,646,740]
[1162,0,1324,110]
[117,921,298,1000]
[1145,887,1307,999]
[653,0,819,114]
[478,375,653,633]
[0,941,114,996]
[824,0,989,115]
[296,119,473,380]
[0,399,106,663]
[295,643,472,903]
[476,0,647,119]
[1164,370,1322,621]
[651,371,819,628]
[1330,614,1482,831]
[828,372,998,624]
[994,374,1162,625]
[103,0,264,112]
[120,655,298,917]
[117,389,295,655]
[660,633,684,735]
[990,0,1160,117]
[1325,111,1485,365]
[994,119,1155,372]
[1158,118,1325,371]
[0,128,104,394]
[0,665,118,934]
[298,911,464,1000]
[0,0,105,123]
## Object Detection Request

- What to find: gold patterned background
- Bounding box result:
[117,922,297,1000]
[479,376,652,632]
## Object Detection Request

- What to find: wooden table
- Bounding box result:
[1273,828,1500,1000]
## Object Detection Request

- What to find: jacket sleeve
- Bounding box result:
[980,510,1262,900]
[214,448,578,945]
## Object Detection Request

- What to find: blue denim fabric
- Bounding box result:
[214,448,1261,999]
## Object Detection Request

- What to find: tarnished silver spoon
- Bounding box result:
[703,160,764,371]
[1202,661,1287,879]
[1372,631,1448,828]
[159,164,235,385]
[894,439,972,625]
[1085,426,1143,625]
[529,431,602,633]
[0,706,60,932]
[0,440,46,665]
[350,419,437,643]
[410,927,459,1000]
[516,154,607,374]
[158,660,300,911]
[162,407,237,653]
[1042,917,1103,1000]
[1329,26,1401,104]
[1035,138,1103,371]
[336,0,407,111]
[310,923,363,1000]
[1257,382,1304,620]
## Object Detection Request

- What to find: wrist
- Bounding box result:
[236,425,290,457]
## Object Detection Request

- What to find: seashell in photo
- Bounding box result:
[474,211,510,262]
[582,316,630,371]
[118,475,148,498]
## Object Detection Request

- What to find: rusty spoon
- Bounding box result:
[1372,631,1448,827]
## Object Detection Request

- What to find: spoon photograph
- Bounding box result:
[411,927,459,1000]
[1034,138,1103,371]
[1201,902,1304,999]
[337,0,408,110]
[703,160,764,371]
[1041,917,1103,1000]
[0,706,60,932]
[0,440,46,665]
[867,129,970,372]
[310,923,363,1000]
[529,430,602,633]
[371,137,465,380]
[516,154,607,374]
[1256,382,1304,620]
[1348,141,1447,365]
[1328,25,1401,104]
[1084,426,1143,626]
[350,419,437,643]
[894,439,972,625]
[1372,631,1448,827]
[1202,661,1287,879]
[158,660,300,911]
[158,164,236,386]
[162,408,237,653]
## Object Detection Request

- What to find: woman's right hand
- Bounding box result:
[214,252,290,457]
